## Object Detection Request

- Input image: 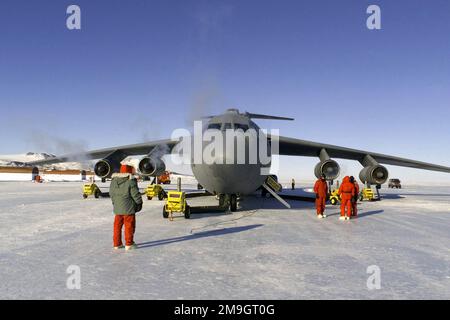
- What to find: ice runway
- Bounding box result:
[0,181,449,299]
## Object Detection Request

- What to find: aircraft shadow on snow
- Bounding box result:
[326,209,384,218]
[137,224,263,249]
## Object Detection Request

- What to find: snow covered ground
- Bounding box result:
[0,181,449,299]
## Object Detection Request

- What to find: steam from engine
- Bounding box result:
[359,165,389,185]
[314,159,340,181]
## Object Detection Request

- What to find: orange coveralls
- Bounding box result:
[338,176,356,217]
[314,178,328,215]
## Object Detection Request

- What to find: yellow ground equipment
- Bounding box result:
[162,191,191,220]
[146,184,165,201]
[329,189,341,205]
[359,187,376,201]
[82,183,101,199]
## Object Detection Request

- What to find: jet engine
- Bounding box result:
[359,165,389,185]
[138,156,166,177]
[314,159,340,180]
[94,159,121,179]
[94,150,127,179]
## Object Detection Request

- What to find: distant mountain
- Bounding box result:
[0,153,87,170]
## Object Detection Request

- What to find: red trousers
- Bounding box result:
[315,197,326,215]
[113,215,136,247]
[340,195,352,217]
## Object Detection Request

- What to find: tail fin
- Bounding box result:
[244,112,294,121]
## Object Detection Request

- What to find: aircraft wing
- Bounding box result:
[26,138,179,166]
[272,135,450,173]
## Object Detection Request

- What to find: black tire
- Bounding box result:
[230,195,237,212]
[219,194,226,207]
[158,192,164,201]
[94,190,100,199]
[162,206,168,218]
[147,196,152,201]
[184,205,191,219]
[331,198,336,205]
[82,194,88,199]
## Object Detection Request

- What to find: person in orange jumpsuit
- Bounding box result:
[338,176,356,220]
[349,176,359,217]
[314,174,328,218]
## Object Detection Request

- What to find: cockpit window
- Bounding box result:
[207,123,221,130]
[234,124,249,131]
[223,123,233,130]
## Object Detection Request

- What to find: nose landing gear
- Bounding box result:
[218,194,238,212]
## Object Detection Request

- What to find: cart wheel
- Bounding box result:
[94,190,100,199]
[184,205,191,219]
[230,195,237,212]
[219,194,226,207]
[158,192,164,201]
[82,194,88,199]
[147,196,152,201]
[162,206,169,218]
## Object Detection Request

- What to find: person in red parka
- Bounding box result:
[314,174,328,219]
[338,176,356,220]
[349,176,359,217]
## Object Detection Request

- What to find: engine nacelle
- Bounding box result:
[94,159,122,179]
[138,157,166,177]
[359,165,389,185]
[94,150,127,179]
[314,159,340,180]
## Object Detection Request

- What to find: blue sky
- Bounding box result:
[1,0,449,183]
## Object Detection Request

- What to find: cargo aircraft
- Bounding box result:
[27,108,450,211]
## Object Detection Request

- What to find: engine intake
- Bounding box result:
[94,159,121,179]
[138,157,166,177]
[359,165,389,185]
[314,159,340,180]
[94,150,127,179]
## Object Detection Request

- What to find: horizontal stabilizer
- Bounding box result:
[244,112,294,121]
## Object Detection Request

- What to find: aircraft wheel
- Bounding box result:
[230,194,237,212]
[162,206,169,218]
